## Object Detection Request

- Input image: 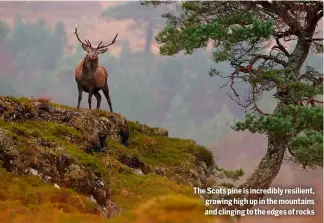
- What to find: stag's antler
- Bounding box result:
[74,24,92,47]
[97,33,119,49]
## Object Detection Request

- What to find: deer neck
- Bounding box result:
[82,56,99,77]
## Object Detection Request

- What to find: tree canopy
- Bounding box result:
[101,2,168,53]
[143,0,323,210]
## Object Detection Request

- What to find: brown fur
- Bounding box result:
[74,25,118,112]
[75,59,107,89]
[75,55,113,112]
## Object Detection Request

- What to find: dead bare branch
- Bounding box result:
[250,54,287,68]
[273,38,290,57]
[251,86,270,115]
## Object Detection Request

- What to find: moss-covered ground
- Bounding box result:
[0,96,227,223]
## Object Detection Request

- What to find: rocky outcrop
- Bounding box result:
[0,97,130,218]
[0,97,129,151]
[0,126,120,216]
[0,96,221,222]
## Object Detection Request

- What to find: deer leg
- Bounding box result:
[77,84,83,109]
[102,86,113,113]
[88,89,94,110]
[94,91,102,109]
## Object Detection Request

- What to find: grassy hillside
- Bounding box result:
[0,96,231,223]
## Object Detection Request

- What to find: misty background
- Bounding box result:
[0,1,244,146]
[0,3,323,218]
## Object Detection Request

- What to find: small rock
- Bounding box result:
[189,169,198,179]
[97,180,105,187]
[28,168,38,176]
[34,102,52,112]
[88,195,97,204]
[197,168,205,175]
[0,105,5,114]
[118,155,146,170]
[196,178,202,187]
[92,188,108,205]
[0,128,6,138]
[152,127,168,136]
[154,167,166,176]
[198,161,208,170]
[101,200,121,218]
[132,168,144,175]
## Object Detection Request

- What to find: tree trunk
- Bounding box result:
[144,20,154,53]
[237,131,290,209]
[218,35,313,212]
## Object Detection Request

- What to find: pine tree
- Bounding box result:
[144,1,323,210]
[199,104,235,144]
[162,93,195,139]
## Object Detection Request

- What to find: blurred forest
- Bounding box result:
[0,1,322,154]
[0,2,244,147]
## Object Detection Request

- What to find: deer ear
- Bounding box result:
[82,44,91,52]
[98,47,109,54]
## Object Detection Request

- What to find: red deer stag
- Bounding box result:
[74,24,118,112]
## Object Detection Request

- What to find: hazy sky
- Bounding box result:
[0,1,162,55]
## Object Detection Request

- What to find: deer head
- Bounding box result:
[74,24,118,60]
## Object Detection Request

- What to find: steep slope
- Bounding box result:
[0,96,226,223]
